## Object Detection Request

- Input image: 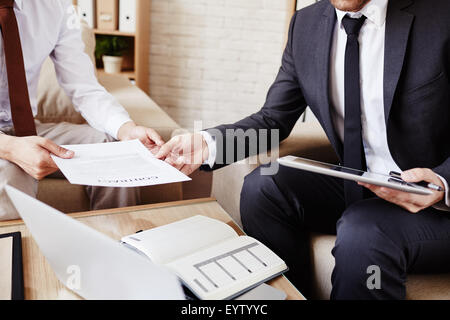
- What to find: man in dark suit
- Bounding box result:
[157,0,450,299]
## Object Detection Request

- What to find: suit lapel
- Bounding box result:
[384,0,415,123]
[317,3,343,158]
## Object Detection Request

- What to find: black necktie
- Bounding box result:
[342,15,367,206]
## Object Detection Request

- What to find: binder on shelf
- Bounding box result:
[119,0,137,33]
[96,0,119,31]
[76,0,95,29]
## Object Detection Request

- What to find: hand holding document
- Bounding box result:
[51,140,191,187]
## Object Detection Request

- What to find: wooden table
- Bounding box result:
[0,198,305,300]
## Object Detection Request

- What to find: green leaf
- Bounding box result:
[95,36,129,59]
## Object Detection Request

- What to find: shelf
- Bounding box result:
[84,0,149,94]
[93,29,136,37]
[97,68,136,80]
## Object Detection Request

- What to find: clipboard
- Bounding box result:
[0,232,24,300]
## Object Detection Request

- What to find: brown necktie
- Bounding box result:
[0,0,36,136]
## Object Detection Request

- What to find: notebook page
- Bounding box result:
[166,236,287,300]
[121,216,239,265]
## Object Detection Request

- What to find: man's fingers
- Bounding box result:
[362,183,408,199]
[369,187,422,213]
[402,168,435,183]
[45,156,58,169]
[33,167,59,181]
[174,156,186,171]
[180,163,201,176]
[180,165,192,176]
[165,156,185,171]
[402,168,423,182]
[359,171,440,214]
[359,183,381,194]
[358,182,372,188]
[149,145,161,156]
[361,183,425,213]
[156,138,179,159]
[40,138,74,159]
[400,203,422,214]
[146,128,164,146]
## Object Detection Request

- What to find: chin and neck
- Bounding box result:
[330,0,372,12]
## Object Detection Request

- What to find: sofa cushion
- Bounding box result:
[405,274,450,300]
[36,20,96,124]
[37,179,91,213]
[309,233,336,300]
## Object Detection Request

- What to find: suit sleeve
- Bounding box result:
[204,12,307,170]
[433,93,450,207]
[432,36,450,207]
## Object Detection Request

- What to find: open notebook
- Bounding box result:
[121,216,288,300]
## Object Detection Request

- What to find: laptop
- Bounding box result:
[5,185,185,300]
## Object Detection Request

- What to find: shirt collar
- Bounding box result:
[15,0,23,10]
[335,0,388,29]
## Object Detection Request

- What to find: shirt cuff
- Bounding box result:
[105,114,133,140]
[433,174,450,211]
[199,131,216,169]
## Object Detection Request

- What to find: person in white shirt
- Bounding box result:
[0,0,164,221]
[156,0,450,299]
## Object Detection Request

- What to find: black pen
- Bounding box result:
[389,171,444,192]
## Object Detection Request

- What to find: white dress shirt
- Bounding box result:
[0,0,132,139]
[203,0,450,208]
[331,0,395,175]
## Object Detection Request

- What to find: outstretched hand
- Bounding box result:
[118,121,165,154]
[155,133,209,176]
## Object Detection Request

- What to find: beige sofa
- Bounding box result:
[211,121,450,300]
[35,22,184,213]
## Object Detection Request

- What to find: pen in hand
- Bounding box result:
[389,171,444,192]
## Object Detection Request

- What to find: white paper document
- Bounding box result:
[52,140,191,187]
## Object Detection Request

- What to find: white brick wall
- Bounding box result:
[148,0,296,130]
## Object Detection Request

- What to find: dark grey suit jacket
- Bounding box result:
[205,0,450,184]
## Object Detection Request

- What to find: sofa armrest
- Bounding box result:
[98,73,181,141]
[211,121,337,226]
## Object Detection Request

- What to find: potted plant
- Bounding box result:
[95,36,129,74]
